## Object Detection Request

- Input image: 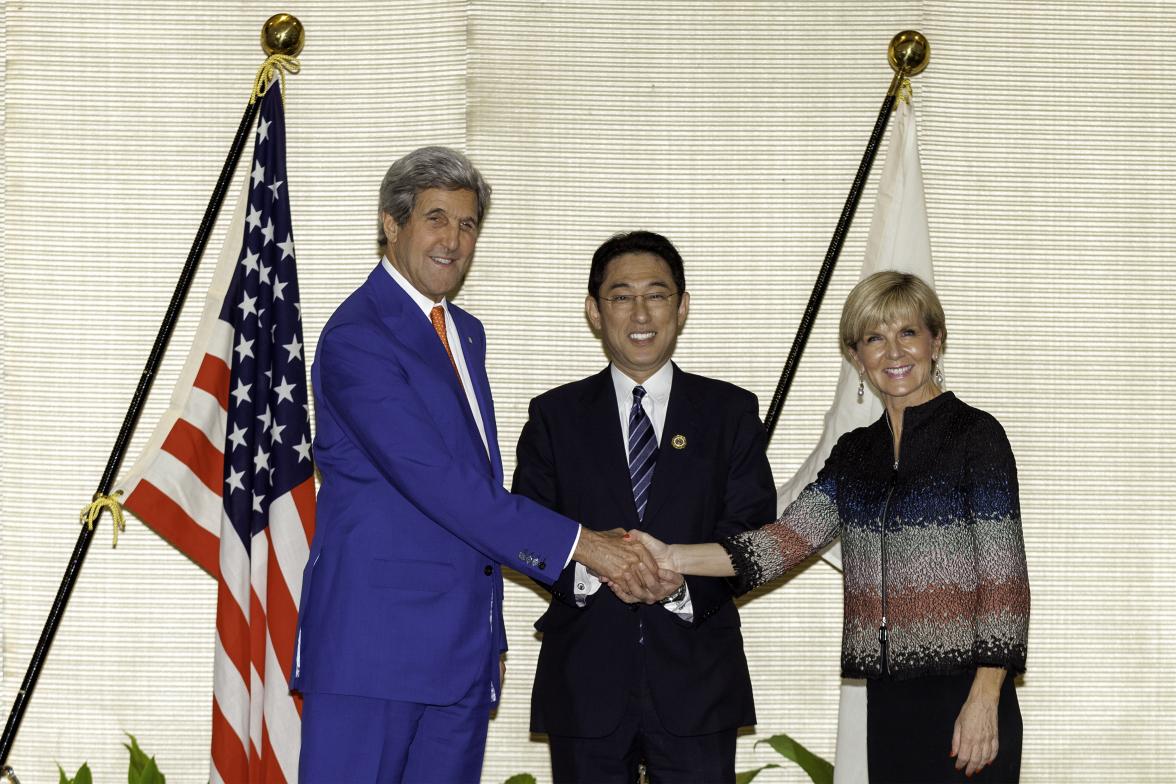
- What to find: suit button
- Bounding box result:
[484,565,493,576]
[538,561,546,570]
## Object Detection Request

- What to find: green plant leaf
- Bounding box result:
[131,756,166,784]
[757,732,835,784]
[55,762,94,784]
[125,732,149,776]
[503,776,537,784]
[124,732,166,784]
[735,762,780,783]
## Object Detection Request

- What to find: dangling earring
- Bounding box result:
[857,373,865,402]
[933,356,944,386]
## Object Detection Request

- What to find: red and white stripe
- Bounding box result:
[120,314,313,783]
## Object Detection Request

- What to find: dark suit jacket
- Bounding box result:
[291,264,578,706]
[512,363,775,737]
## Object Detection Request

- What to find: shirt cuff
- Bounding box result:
[573,561,603,608]
[660,582,694,621]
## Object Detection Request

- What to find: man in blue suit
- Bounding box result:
[513,232,776,783]
[292,147,655,783]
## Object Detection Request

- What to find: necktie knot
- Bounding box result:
[429,304,447,334]
[632,385,647,402]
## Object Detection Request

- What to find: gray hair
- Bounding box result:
[377,146,491,247]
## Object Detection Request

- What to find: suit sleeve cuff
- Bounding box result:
[564,524,582,568]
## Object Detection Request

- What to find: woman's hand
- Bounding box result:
[627,530,678,575]
[625,530,737,578]
[951,667,1005,776]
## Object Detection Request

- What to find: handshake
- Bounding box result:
[572,528,680,604]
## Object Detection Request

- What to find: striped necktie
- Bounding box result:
[628,386,658,521]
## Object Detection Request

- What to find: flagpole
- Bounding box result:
[762,31,929,442]
[0,14,305,771]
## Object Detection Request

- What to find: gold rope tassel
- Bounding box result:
[251,53,301,105]
[80,490,127,548]
[897,77,913,105]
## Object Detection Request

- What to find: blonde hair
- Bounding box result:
[839,271,946,361]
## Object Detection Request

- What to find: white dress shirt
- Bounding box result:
[573,361,693,619]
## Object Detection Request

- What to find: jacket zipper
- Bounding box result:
[878,460,897,676]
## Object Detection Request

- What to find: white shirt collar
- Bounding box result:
[381,256,448,319]
[610,360,673,406]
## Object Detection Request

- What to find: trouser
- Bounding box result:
[548,676,737,784]
[298,678,492,784]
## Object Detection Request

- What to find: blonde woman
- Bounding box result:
[630,272,1029,783]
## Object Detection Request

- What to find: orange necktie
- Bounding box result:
[430,305,464,387]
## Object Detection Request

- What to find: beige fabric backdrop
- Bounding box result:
[2,1,1173,782]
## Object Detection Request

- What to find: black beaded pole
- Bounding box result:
[0,14,305,771]
[763,31,929,443]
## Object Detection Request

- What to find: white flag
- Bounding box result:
[774,94,934,784]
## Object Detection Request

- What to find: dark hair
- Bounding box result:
[588,231,686,299]
[377,146,491,247]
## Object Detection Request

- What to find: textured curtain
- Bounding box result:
[2,2,1173,781]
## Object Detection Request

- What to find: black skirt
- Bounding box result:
[866,671,1022,784]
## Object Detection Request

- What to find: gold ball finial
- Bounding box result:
[888,30,929,76]
[261,13,304,57]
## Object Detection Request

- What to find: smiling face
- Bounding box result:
[586,251,689,383]
[382,187,479,302]
[850,312,943,409]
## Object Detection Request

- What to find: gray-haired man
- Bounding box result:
[292,147,657,782]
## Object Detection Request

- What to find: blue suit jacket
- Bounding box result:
[291,264,578,705]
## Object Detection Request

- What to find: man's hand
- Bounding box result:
[604,529,687,603]
[600,530,684,604]
[573,528,660,599]
[609,568,686,605]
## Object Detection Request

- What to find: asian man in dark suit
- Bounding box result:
[513,231,777,784]
[292,149,657,783]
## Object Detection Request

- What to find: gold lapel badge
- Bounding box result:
[671,434,687,450]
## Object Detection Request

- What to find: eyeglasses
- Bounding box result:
[597,291,683,310]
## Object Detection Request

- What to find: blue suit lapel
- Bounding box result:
[367,266,456,383]
[449,304,502,483]
[364,266,494,476]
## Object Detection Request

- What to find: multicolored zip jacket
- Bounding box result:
[723,392,1029,679]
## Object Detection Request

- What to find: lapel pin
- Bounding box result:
[671,434,687,450]
[467,336,472,343]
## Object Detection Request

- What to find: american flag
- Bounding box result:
[117,83,314,783]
